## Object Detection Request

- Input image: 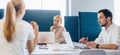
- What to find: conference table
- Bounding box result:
[25,44,120,55]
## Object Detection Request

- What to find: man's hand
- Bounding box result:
[87,42,96,48]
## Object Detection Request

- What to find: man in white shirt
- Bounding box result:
[80,9,120,49]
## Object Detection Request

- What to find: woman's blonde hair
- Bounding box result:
[54,15,62,24]
[3,0,24,42]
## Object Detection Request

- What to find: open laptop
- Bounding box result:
[38,32,55,44]
[52,32,90,51]
[63,32,75,48]
[63,32,90,49]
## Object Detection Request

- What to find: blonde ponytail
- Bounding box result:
[4,2,16,42]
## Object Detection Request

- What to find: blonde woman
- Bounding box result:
[0,0,38,55]
[50,15,66,44]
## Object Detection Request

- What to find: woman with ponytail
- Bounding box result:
[0,0,38,55]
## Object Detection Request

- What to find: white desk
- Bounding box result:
[104,50,120,55]
[25,44,80,55]
[25,44,120,55]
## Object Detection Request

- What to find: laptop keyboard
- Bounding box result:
[73,42,91,49]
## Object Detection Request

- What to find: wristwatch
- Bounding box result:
[96,44,100,49]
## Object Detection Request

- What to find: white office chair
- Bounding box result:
[79,49,106,55]
[117,46,120,50]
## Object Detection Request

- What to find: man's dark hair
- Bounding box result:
[98,9,113,22]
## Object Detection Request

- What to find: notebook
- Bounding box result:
[38,32,55,44]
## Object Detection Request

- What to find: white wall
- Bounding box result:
[114,0,120,26]
[70,0,114,16]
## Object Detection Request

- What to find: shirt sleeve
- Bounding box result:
[95,31,103,44]
[50,26,54,32]
[27,24,35,40]
[111,28,120,46]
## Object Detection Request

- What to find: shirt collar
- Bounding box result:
[106,23,115,31]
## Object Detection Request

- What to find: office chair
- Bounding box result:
[79,49,106,55]
[117,46,120,50]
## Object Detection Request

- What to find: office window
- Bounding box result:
[24,0,42,9]
[0,0,66,16]
[0,0,9,9]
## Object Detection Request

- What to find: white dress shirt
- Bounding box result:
[95,23,120,46]
[0,19,34,55]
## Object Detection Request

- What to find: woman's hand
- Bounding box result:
[30,21,38,31]
[79,37,88,44]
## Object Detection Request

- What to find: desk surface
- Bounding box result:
[25,44,120,55]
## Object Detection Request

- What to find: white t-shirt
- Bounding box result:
[95,23,120,46]
[0,19,34,55]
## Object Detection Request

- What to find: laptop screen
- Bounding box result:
[38,32,55,44]
[63,32,75,48]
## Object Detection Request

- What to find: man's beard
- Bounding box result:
[101,21,108,27]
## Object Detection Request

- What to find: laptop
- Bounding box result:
[63,32,90,49]
[63,32,75,48]
[38,32,55,44]
[52,32,90,51]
